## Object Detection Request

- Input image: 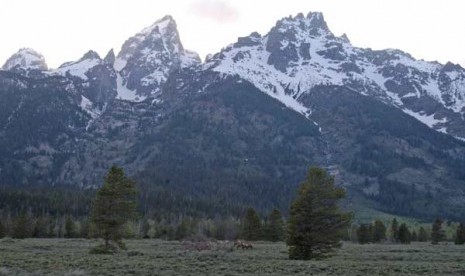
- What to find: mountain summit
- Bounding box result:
[2,48,48,72]
[207,12,465,139]
[115,15,201,100]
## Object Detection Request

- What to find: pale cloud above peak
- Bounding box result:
[189,0,239,23]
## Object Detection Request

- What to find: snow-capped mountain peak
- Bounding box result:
[115,15,201,100]
[208,12,465,139]
[117,15,184,62]
[79,50,101,61]
[140,15,177,37]
[54,50,103,80]
[2,48,48,71]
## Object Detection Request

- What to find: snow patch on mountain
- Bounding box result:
[212,46,310,115]
[116,73,146,102]
[55,58,101,80]
[403,109,447,128]
[113,58,127,72]
[80,95,100,119]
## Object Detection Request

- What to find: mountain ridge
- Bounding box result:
[1,12,465,220]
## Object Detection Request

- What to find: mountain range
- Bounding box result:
[1,12,465,220]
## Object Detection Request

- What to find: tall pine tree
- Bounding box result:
[390,218,399,242]
[455,223,465,245]
[373,220,387,243]
[65,216,77,238]
[90,166,137,251]
[418,227,428,242]
[398,223,411,244]
[0,221,5,238]
[287,167,352,260]
[357,224,373,244]
[12,212,31,239]
[431,218,445,245]
[265,209,285,242]
[241,208,262,241]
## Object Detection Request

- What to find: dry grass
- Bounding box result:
[1,238,465,275]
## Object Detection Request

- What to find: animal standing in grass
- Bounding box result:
[234,239,253,250]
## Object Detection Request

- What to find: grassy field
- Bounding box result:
[1,238,465,275]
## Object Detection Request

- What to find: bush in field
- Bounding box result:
[287,167,352,260]
[89,243,118,255]
[90,166,137,252]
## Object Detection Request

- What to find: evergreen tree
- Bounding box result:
[175,218,195,240]
[64,216,77,238]
[265,209,285,242]
[80,219,89,238]
[454,223,465,245]
[48,219,56,238]
[12,212,31,239]
[349,224,359,243]
[390,218,399,242]
[140,219,150,239]
[398,223,411,244]
[241,208,262,241]
[90,166,138,251]
[287,167,352,260]
[357,224,373,244]
[0,221,5,238]
[431,218,445,245]
[32,216,49,238]
[373,220,386,243]
[418,227,428,242]
[411,230,418,242]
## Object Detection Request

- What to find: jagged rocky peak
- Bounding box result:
[118,15,187,62]
[2,48,48,71]
[104,49,115,65]
[340,33,350,43]
[272,11,332,37]
[442,61,464,72]
[263,11,340,72]
[233,32,262,48]
[306,11,329,31]
[115,15,201,98]
[79,50,101,61]
[54,50,107,80]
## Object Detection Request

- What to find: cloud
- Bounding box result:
[189,0,239,23]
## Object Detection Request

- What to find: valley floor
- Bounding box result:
[1,239,465,275]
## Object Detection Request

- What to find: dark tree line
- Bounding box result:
[350,217,465,245]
